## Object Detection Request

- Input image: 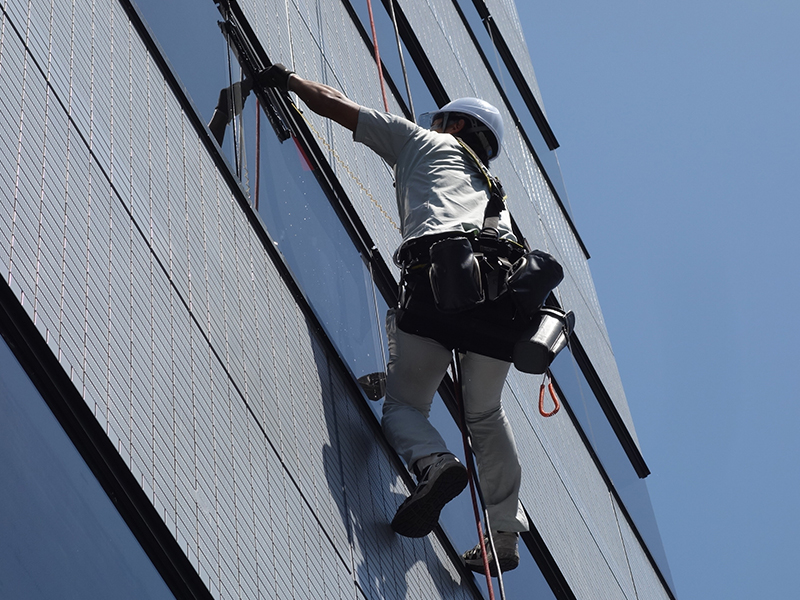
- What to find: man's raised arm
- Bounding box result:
[260,64,361,132]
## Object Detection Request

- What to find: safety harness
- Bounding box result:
[395,139,568,372]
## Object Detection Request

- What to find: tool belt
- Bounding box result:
[395,233,567,370]
[395,140,574,373]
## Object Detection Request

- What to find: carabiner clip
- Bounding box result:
[538,370,560,417]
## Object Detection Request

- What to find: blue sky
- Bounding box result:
[519,2,800,598]
[138,1,799,597]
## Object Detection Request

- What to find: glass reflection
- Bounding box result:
[0,340,174,599]
[257,132,387,381]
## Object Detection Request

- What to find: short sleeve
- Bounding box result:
[353,107,419,167]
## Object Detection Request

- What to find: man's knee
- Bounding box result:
[465,403,504,424]
[383,393,433,419]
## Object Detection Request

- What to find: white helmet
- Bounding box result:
[434,97,504,161]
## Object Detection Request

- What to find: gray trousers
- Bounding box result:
[382,309,529,533]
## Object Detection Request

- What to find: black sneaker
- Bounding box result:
[462,532,520,576]
[391,454,468,538]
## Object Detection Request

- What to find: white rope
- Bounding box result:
[387,0,416,122]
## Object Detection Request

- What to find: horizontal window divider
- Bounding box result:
[544,295,651,479]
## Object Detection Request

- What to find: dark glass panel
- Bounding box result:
[0,339,174,600]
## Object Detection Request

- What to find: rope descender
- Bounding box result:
[539,369,560,417]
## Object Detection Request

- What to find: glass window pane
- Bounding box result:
[258,131,387,380]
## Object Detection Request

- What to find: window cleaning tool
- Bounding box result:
[215,0,291,143]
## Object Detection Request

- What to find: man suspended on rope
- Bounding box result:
[259,63,528,574]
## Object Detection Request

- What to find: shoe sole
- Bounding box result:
[391,464,468,538]
[464,554,520,577]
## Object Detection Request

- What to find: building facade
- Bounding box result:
[0,0,674,598]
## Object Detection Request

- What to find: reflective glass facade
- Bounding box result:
[0,0,673,598]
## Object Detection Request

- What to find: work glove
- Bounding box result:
[258,63,294,91]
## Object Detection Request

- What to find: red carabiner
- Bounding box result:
[538,371,560,417]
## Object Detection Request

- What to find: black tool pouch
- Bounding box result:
[396,262,522,360]
[507,249,564,317]
[513,306,575,374]
[429,237,484,313]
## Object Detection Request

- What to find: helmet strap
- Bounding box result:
[476,131,494,160]
[437,112,496,161]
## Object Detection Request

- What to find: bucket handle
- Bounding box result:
[539,370,560,417]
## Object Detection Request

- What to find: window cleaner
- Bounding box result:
[255,63,574,582]
[214,2,574,591]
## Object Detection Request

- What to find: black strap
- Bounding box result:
[481,178,506,239]
[455,138,527,247]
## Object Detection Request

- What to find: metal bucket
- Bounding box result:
[513,307,575,374]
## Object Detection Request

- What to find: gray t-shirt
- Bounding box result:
[353,107,514,258]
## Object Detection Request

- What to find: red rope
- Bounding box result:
[539,370,561,417]
[365,0,390,112]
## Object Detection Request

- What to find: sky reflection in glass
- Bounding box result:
[0,341,174,600]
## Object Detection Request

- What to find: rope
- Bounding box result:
[452,354,497,600]
[455,138,500,194]
[539,369,560,417]
[452,353,508,600]
[365,0,390,112]
[387,0,416,121]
